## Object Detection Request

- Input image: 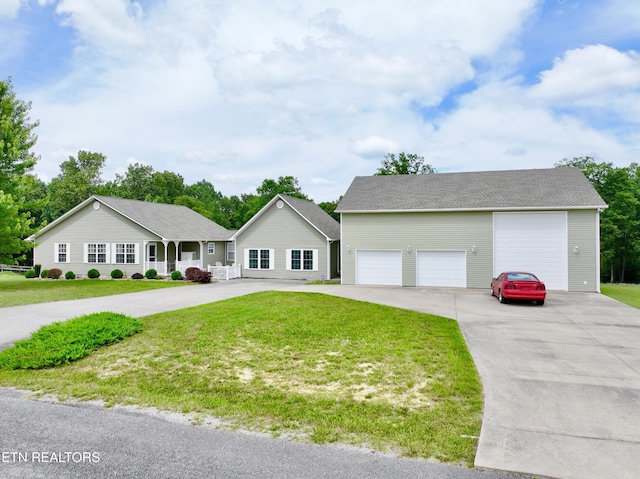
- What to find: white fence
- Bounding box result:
[176,259,202,274]
[207,263,242,281]
[144,261,168,275]
[0,264,31,273]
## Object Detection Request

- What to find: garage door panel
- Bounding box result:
[356,250,402,286]
[417,251,466,287]
[494,213,567,290]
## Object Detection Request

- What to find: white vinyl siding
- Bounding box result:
[286,249,318,271]
[494,212,568,290]
[417,251,466,287]
[356,250,402,285]
[54,243,70,263]
[244,248,275,270]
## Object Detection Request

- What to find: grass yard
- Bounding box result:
[0,291,483,465]
[601,283,640,309]
[0,271,191,307]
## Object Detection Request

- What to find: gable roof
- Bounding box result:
[336,168,608,213]
[33,195,232,241]
[233,194,340,241]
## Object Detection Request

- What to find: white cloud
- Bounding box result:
[0,0,23,18]
[529,45,640,101]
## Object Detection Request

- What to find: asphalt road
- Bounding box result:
[0,388,524,479]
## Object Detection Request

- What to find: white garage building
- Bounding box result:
[337,168,607,292]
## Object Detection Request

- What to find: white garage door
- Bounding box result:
[417,251,467,287]
[494,212,567,290]
[356,250,402,286]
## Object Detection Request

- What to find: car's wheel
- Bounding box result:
[490,286,495,297]
[536,300,545,306]
[498,290,507,303]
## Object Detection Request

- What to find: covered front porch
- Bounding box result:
[143,240,233,275]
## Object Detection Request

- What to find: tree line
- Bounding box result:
[1,78,638,282]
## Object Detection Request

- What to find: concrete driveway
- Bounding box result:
[295,284,640,479]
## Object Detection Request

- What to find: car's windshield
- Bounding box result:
[506,273,538,281]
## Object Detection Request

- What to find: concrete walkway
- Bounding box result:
[2,280,639,478]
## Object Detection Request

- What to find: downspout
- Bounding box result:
[596,209,602,293]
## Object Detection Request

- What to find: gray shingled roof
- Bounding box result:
[280,195,341,240]
[336,168,607,212]
[94,196,233,241]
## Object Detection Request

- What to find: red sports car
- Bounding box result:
[490,272,546,305]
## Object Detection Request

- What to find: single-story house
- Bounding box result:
[336,167,608,292]
[232,194,341,280]
[29,195,234,277]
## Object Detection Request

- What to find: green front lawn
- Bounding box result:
[0,271,191,307]
[0,291,483,465]
[601,283,640,309]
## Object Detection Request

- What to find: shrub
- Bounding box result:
[87,269,100,279]
[131,272,144,280]
[185,267,212,283]
[24,270,37,279]
[0,312,143,369]
[40,269,48,279]
[111,269,124,279]
[34,264,42,277]
[145,268,157,280]
[184,267,199,279]
[65,271,76,280]
[46,268,63,279]
[171,270,183,281]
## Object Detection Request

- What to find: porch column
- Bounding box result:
[200,241,205,269]
[162,241,169,274]
[175,242,180,271]
[143,240,149,271]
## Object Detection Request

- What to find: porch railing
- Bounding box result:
[207,263,242,281]
[144,261,168,275]
[176,259,203,274]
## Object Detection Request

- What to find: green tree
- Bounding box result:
[148,170,185,204]
[556,157,640,283]
[110,162,154,200]
[45,150,106,221]
[375,152,436,175]
[0,78,39,263]
[0,191,33,264]
[0,77,39,194]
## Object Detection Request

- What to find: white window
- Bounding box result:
[244,248,274,270]
[286,249,318,271]
[54,243,70,263]
[207,242,215,255]
[114,243,138,264]
[84,243,109,263]
[226,242,235,262]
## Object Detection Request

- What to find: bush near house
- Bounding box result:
[185,267,212,283]
[65,271,76,280]
[145,269,158,280]
[171,270,183,281]
[111,269,124,279]
[46,268,63,279]
[87,269,100,279]
[40,270,48,279]
[34,265,41,277]
[131,272,144,280]
[24,270,37,279]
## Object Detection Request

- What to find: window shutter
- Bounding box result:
[134,243,140,264]
[269,249,275,270]
[83,243,89,263]
[243,248,250,269]
[312,249,318,271]
[286,249,292,270]
[104,244,111,264]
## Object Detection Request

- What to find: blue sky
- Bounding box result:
[1,0,639,202]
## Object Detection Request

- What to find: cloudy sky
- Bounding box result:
[2,0,639,202]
